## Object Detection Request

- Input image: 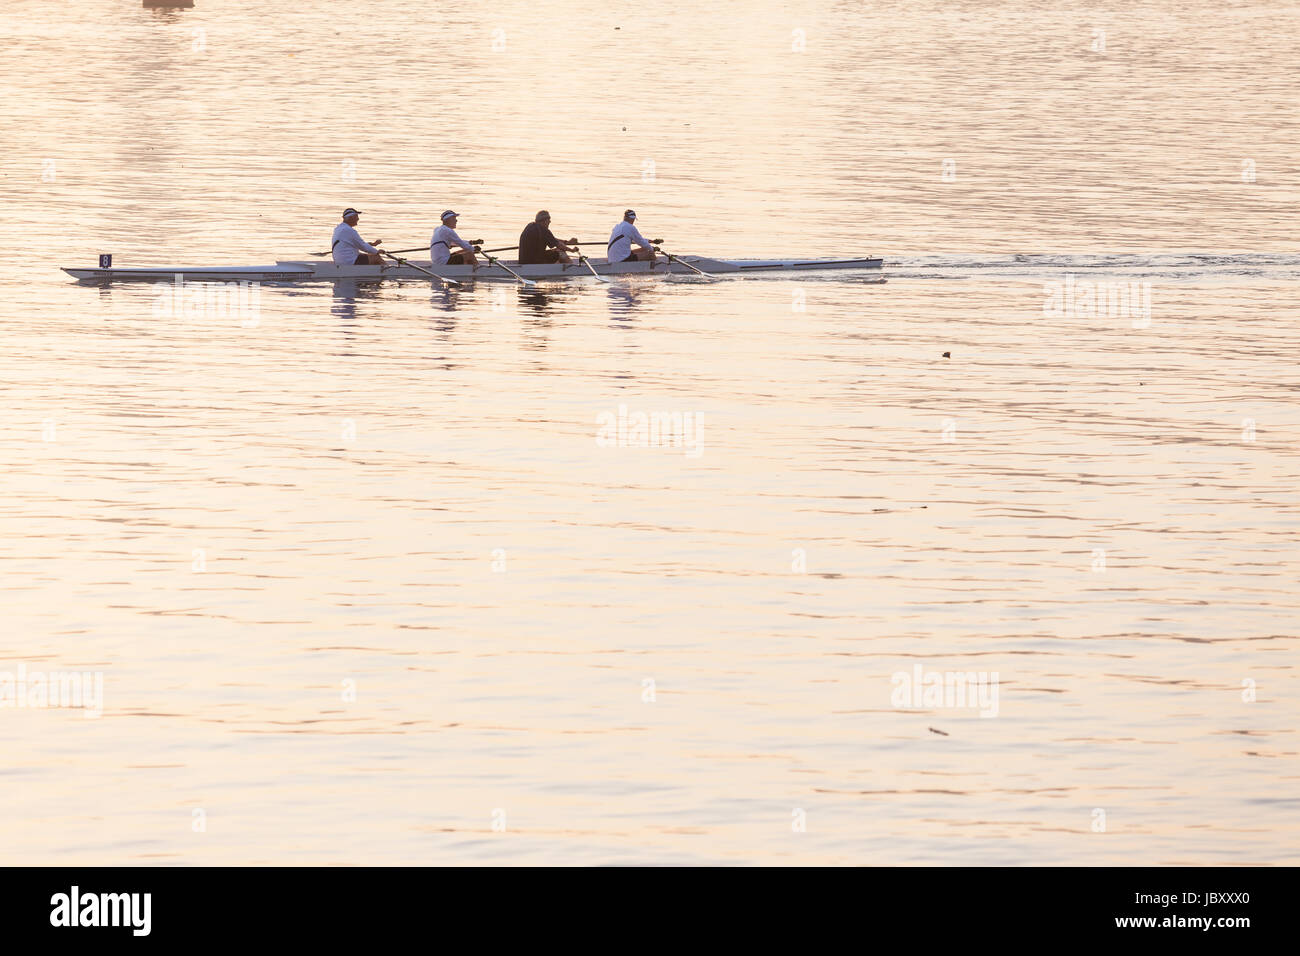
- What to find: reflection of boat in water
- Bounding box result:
[517,289,554,315]
[605,279,665,317]
[329,279,386,330]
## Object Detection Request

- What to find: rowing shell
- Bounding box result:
[62,256,883,283]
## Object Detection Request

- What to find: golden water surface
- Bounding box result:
[1,0,1297,864]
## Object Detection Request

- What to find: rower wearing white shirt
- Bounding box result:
[431,210,479,266]
[331,208,383,266]
[607,209,657,263]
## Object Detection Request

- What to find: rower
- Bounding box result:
[431,210,478,266]
[332,208,383,266]
[518,211,577,265]
[607,209,656,263]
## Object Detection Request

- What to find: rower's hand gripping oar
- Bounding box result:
[381,251,460,287]
[653,242,718,280]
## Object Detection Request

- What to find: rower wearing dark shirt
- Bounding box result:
[518,211,577,265]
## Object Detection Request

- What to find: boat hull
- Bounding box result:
[63,257,883,283]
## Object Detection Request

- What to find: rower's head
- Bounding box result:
[623,209,637,224]
[535,210,551,226]
[342,207,361,225]
[441,210,459,229]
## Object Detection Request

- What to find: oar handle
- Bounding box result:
[363,240,638,254]
[382,244,520,255]
[329,239,655,256]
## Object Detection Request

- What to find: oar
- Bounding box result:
[313,242,518,256]
[314,241,618,257]
[311,238,385,257]
[476,247,536,288]
[387,243,518,256]
[654,243,718,280]
[380,251,459,287]
[576,253,611,283]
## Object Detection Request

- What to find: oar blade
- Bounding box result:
[382,251,459,287]
[578,256,611,283]
[656,246,719,281]
[482,253,535,287]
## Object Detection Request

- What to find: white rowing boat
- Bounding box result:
[62,256,884,283]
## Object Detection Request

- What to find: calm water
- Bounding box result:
[1,0,1297,865]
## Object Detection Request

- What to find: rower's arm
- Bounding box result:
[351,226,379,255]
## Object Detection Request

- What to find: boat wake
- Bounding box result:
[883,252,1300,283]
